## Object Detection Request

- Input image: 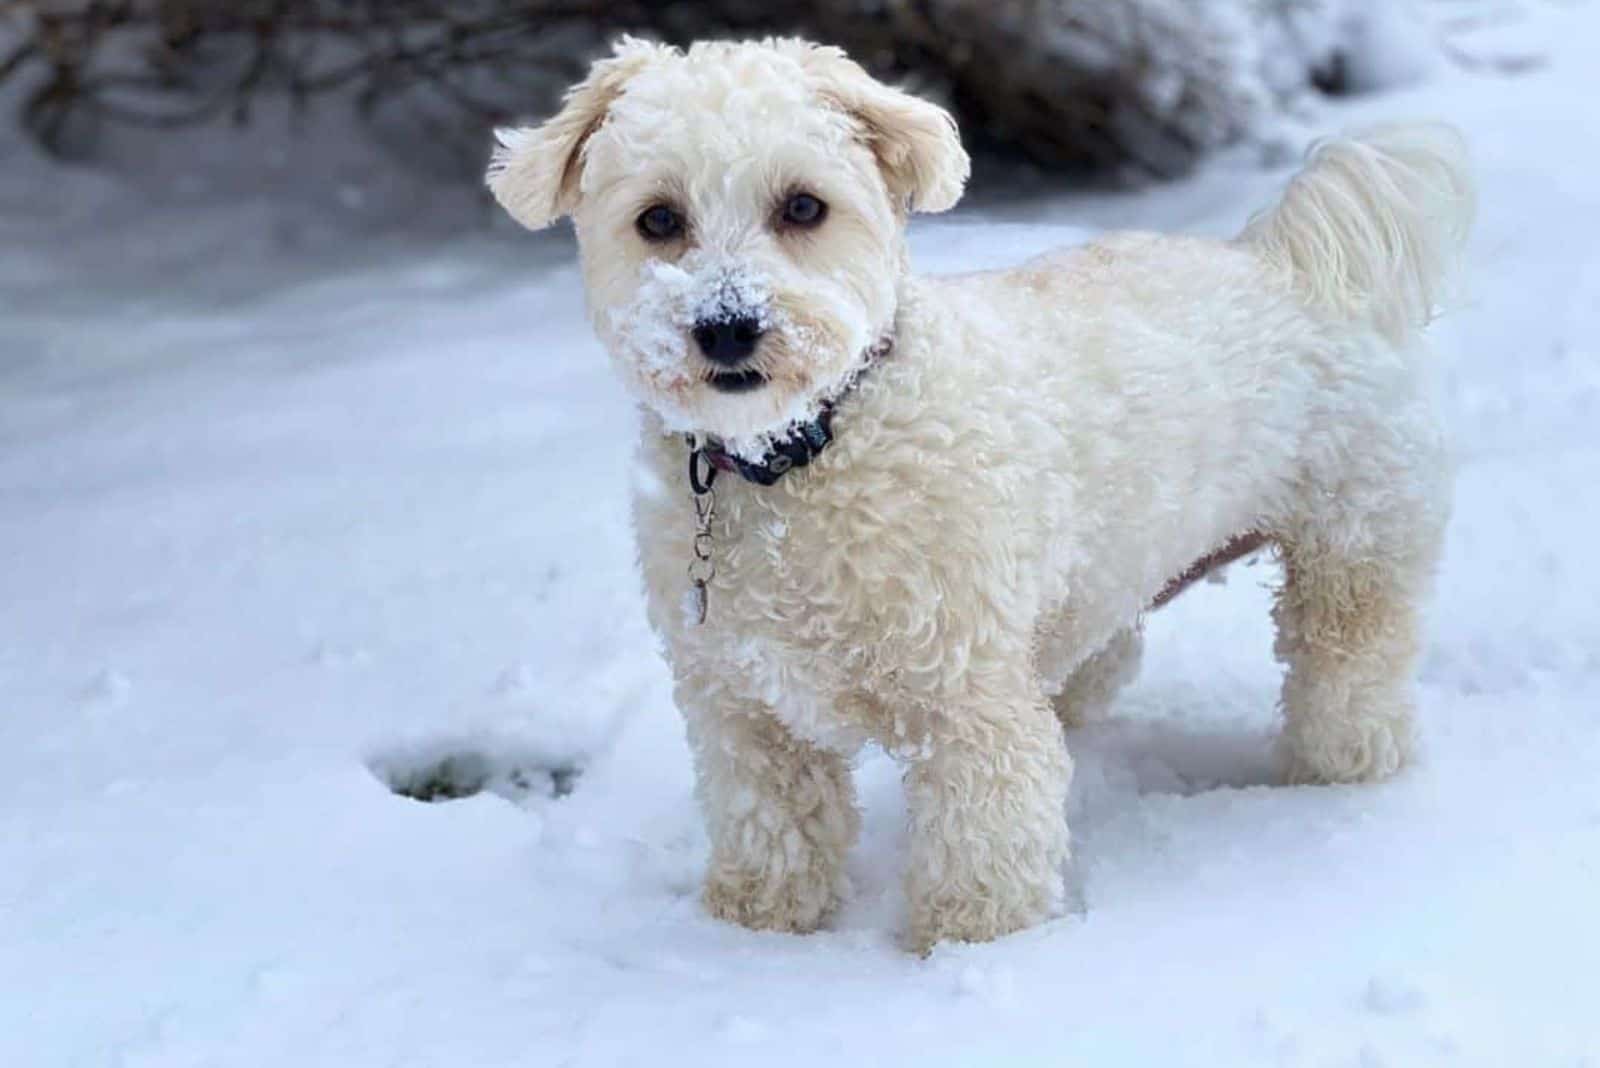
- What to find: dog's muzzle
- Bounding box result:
[692,315,764,365]
[693,315,768,393]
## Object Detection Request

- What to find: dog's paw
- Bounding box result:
[905,894,1046,955]
[1278,707,1413,785]
[905,859,1060,952]
[702,860,842,935]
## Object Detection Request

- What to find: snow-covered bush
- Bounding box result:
[0,0,1439,178]
[908,0,1437,174]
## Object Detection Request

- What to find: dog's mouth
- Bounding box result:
[707,370,767,394]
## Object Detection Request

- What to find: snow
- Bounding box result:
[4,3,1599,1065]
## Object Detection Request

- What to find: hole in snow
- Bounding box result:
[368,743,581,805]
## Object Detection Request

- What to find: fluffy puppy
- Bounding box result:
[487,37,1474,951]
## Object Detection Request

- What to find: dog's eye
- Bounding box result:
[780,193,827,229]
[636,204,684,242]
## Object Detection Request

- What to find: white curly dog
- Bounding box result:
[487,37,1474,951]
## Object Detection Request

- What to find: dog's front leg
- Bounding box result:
[680,683,859,934]
[902,676,1072,952]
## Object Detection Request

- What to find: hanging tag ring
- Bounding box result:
[689,446,719,496]
[686,445,719,625]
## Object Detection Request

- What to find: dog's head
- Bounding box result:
[487,38,969,444]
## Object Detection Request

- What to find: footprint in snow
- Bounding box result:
[367,740,581,805]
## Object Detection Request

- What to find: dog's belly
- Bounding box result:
[1150,531,1271,610]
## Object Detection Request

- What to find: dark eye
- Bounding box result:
[780,192,827,229]
[636,204,684,242]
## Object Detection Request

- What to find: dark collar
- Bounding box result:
[687,335,892,488]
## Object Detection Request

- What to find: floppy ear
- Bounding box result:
[486,37,670,230]
[785,42,970,214]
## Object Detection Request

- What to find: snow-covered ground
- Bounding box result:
[4,5,1598,1066]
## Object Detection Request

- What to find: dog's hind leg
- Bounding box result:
[1048,625,1144,728]
[681,682,860,934]
[1272,476,1447,784]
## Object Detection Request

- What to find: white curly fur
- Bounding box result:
[487,38,1474,951]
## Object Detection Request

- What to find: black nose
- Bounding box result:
[692,316,764,366]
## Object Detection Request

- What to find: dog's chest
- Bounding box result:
[708,493,851,703]
[636,462,875,751]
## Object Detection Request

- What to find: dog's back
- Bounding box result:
[894,126,1473,650]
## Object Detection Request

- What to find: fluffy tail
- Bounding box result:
[1239,123,1475,343]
